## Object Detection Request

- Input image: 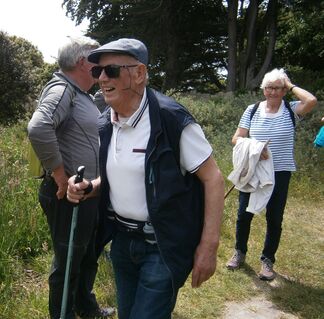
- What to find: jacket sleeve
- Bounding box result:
[27,83,74,171]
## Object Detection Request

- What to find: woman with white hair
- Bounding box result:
[226,68,317,280]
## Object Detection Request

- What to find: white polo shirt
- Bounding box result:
[106,89,212,221]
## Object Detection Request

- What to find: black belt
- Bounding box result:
[114,213,157,244]
[114,213,145,232]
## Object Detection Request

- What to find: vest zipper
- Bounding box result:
[149,166,156,198]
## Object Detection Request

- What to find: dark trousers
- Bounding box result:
[39,177,100,319]
[235,171,291,263]
[110,232,177,319]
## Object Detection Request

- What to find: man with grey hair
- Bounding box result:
[28,36,114,319]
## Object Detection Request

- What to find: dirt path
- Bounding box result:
[222,273,300,319]
[223,296,298,319]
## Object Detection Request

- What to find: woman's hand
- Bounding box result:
[283,76,293,91]
[260,140,270,160]
[260,147,269,160]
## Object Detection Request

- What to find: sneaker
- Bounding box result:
[259,258,276,281]
[226,249,246,270]
[78,307,115,318]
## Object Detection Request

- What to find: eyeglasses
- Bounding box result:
[265,86,284,92]
[91,64,139,79]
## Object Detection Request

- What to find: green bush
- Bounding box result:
[286,65,324,101]
[0,32,46,124]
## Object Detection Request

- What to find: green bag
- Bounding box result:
[27,141,44,178]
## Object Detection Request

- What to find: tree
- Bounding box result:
[226,0,239,92]
[226,0,279,92]
[0,32,45,123]
[274,0,324,96]
[275,0,324,71]
[63,0,227,92]
[225,0,324,92]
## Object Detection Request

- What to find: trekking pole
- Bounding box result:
[60,166,85,319]
[224,184,235,199]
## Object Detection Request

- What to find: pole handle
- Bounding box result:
[75,166,85,183]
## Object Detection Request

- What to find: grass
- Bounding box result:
[0,96,323,318]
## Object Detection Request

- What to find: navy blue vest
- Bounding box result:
[97,88,205,290]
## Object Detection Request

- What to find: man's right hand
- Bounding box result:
[51,164,68,199]
[66,175,91,203]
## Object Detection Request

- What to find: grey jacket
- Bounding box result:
[27,72,100,180]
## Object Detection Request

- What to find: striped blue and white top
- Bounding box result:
[238,100,300,171]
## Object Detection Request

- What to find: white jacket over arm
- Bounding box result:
[228,137,275,214]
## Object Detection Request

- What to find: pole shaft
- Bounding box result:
[60,208,78,319]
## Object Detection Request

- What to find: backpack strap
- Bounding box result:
[249,101,261,122]
[55,82,76,136]
[250,100,295,127]
[283,100,296,127]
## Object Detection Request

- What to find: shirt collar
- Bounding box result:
[111,88,148,128]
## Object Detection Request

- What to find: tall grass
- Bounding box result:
[0,119,50,316]
[0,95,323,318]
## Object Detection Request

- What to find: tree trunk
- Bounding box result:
[247,0,278,89]
[163,36,180,92]
[238,0,259,89]
[226,0,239,92]
[161,0,181,92]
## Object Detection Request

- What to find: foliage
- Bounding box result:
[274,1,324,98]
[38,62,60,91]
[0,32,45,124]
[284,66,324,101]
[276,1,324,73]
[0,94,323,318]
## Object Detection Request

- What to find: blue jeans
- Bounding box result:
[110,232,177,319]
[39,176,100,319]
[235,171,291,263]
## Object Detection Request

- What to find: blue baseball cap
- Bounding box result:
[88,38,148,65]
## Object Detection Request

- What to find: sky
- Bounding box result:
[0,0,89,63]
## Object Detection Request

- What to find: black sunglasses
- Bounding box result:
[91,64,139,79]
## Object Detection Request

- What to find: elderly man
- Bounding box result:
[28,36,114,319]
[67,38,224,319]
